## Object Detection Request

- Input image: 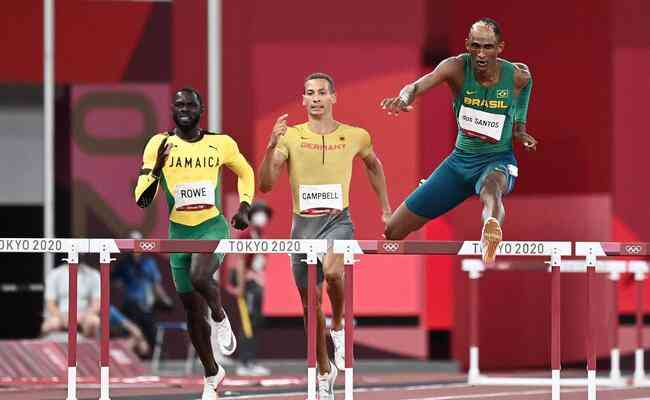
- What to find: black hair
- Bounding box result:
[175,87,204,106]
[304,72,335,93]
[471,18,502,42]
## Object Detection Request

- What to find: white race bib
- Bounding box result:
[458,105,506,143]
[173,181,215,211]
[299,184,343,212]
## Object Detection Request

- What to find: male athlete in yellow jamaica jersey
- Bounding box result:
[259,73,392,400]
[134,88,254,400]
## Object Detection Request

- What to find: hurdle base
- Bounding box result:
[307,367,317,400]
[345,369,354,400]
[66,366,77,400]
[632,376,650,387]
[472,375,627,387]
[99,366,110,400]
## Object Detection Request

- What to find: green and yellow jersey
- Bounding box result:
[135,130,254,227]
[453,54,529,154]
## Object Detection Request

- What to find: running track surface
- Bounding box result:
[6,372,650,400]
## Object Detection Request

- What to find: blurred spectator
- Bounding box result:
[109,305,150,358]
[228,201,272,376]
[41,257,100,338]
[112,230,173,358]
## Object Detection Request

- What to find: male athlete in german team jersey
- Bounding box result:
[135,88,254,400]
[380,18,538,263]
[259,73,391,400]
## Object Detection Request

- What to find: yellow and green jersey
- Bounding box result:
[275,122,372,215]
[453,54,521,154]
[134,131,254,227]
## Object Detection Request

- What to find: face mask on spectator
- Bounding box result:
[250,212,268,228]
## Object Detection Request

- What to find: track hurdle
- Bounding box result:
[0,238,330,400]
[461,258,627,392]
[333,240,571,400]
[575,242,650,398]
[0,239,89,400]
[92,238,328,400]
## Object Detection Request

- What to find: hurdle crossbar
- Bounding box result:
[334,240,571,400]
[0,238,329,400]
[462,259,628,390]
[576,242,650,395]
[99,239,328,400]
[4,238,647,400]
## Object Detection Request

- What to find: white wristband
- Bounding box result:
[398,84,415,105]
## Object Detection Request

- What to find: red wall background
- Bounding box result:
[2,0,649,367]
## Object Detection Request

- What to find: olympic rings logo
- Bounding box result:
[624,244,643,255]
[138,241,158,252]
[381,241,401,253]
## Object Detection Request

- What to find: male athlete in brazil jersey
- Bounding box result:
[380,18,538,263]
[259,73,391,400]
[134,88,254,400]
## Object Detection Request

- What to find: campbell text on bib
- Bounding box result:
[299,184,343,212]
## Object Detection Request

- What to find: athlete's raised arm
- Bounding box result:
[380,55,464,116]
[134,133,172,208]
[259,114,289,193]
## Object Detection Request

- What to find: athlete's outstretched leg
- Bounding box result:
[191,254,226,322]
[191,253,237,357]
[179,291,219,376]
[322,250,344,330]
[478,171,507,263]
[479,171,507,224]
[322,250,346,371]
[297,286,330,375]
[385,153,473,240]
[384,203,429,240]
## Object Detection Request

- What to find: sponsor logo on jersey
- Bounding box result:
[463,96,509,109]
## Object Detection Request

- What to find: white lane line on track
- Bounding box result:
[214,383,472,399]
[212,384,634,399]
[402,386,627,400]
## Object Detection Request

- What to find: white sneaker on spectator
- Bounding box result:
[318,360,337,400]
[201,364,225,400]
[330,328,345,371]
[208,309,237,356]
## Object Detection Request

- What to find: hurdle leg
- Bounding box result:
[550,251,561,400]
[344,250,356,400]
[634,270,646,385]
[468,266,482,384]
[65,245,79,400]
[586,253,597,400]
[99,245,114,400]
[609,271,621,382]
[306,252,317,400]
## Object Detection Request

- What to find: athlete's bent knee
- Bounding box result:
[324,269,342,284]
[482,172,506,194]
[384,224,405,241]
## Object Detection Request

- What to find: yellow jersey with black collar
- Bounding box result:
[275,122,372,215]
[134,131,254,227]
